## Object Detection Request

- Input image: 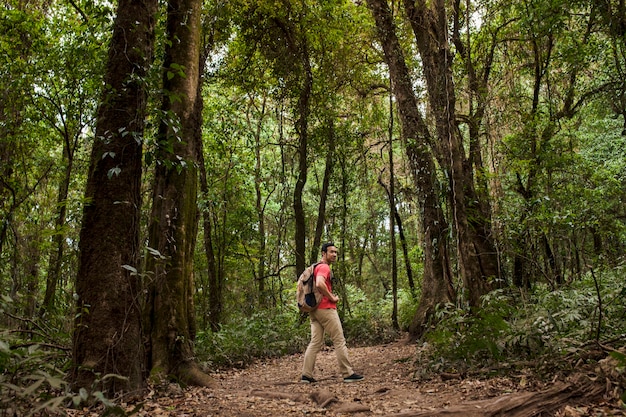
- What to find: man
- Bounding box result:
[301,242,364,383]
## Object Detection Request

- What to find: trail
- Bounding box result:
[67,341,623,416]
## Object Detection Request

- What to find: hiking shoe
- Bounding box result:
[343,373,364,383]
[301,375,317,384]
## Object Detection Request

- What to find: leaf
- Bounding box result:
[107,167,121,178]
[79,387,89,400]
[146,247,166,259]
[22,377,44,396]
[46,375,66,390]
[30,395,68,417]
[72,394,82,406]
[101,373,129,382]
[93,390,116,408]
[122,264,138,274]
[0,340,10,353]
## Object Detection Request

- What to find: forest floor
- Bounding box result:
[66,339,626,417]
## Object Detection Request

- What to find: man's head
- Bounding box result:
[321,242,338,264]
[321,242,335,253]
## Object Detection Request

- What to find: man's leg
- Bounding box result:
[316,308,354,378]
[302,311,325,378]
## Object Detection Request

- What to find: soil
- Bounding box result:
[66,340,625,416]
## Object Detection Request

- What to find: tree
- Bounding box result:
[144,0,212,386]
[401,0,501,307]
[36,9,103,315]
[0,3,54,317]
[71,0,157,394]
[366,0,455,338]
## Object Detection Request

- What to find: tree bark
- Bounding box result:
[366,0,455,340]
[198,35,221,330]
[294,49,313,276]
[42,136,74,315]
[198,141,220,331]
[253,96,268,299]
[403,0,501,307]
[144,0,212,387]
[309,118,334,265]
[387,92,399,329]
[71,0,157,395]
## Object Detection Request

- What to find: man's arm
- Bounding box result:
[316,275,339,303]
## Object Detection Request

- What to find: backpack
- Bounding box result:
[296,263,322,313]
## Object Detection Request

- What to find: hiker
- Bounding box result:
[301,242,364,383]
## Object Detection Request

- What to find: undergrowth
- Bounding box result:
[2,266,624,415]
[0,296,121,416]
[195,284,402,370]
[419,266,626,379]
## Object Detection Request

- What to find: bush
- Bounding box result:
[196,284,404,369]
[195,308,310,369]
[421,266,626,374]
[342,285,403,345]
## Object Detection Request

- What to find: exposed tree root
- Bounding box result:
[250,388,371,413]
[248,389,307,402]
[384,375,607,417]
[248,372,612,416]
[176,362,217,388]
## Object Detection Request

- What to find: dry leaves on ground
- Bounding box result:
[66,341,625,416]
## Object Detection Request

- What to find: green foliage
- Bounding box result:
[341,285,402,345]
[196,284,402,369]
[195,309,309,369]
[426,291,513,362]
[0,296,128,416]
[423,266,626,373]
[396,288,420,331]
[0,330,118,416]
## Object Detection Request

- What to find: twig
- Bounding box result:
[589,267,603,342]
[10,342,71,352]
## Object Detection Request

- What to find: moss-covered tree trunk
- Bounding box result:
[71,0,157,394]
[144,0,212,387]
[366,0,455,340]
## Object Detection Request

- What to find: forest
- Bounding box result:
[1,0,625,414]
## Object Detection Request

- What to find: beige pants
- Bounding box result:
[302,308,354,378]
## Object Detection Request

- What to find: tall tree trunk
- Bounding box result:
[388,91,399,330]
[294,49,313,275]
[41,138,74,315]
[366,0,455,340]
[196,38,221,332]
[71,0,157,394]
[395,208,415,295]
[250,94,268,302]
[144,0,212,387]
[309,118,334,265]
[379,179,416,296]
[198,143,220,331]
[403,0,500,307]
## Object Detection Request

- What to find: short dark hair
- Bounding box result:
[321,242,335,253]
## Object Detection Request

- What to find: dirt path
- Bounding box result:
[67,341,623,416]
[153,342,455,416]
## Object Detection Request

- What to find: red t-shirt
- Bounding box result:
[315,263,336,310]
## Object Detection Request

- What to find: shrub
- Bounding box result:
[421,266,626,374]
[195,308,310,369]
